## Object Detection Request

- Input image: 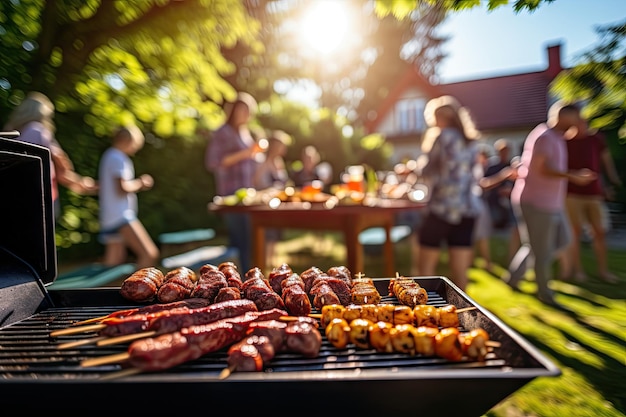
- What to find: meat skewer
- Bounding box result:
[388,274,428,307]
[268,263,312,316]
[81,309,295,373]
[156,267,198,303]
[350,273,381,305]
[71,297,213,326]
[241,267,285,311]
[119,267,165,303]
[221,316,322,378]
[52,299,261,348]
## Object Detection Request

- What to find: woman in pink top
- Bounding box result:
[506,102,596,307]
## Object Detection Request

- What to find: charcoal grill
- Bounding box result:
[0,137,560,416]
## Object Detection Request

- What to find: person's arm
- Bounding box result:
[479,166,515,191]
[601,148,623,187]
[119,174,153,194]
[50,145,98,194]
[534,152,597,185]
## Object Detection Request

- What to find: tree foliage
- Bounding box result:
[0,0,563,260]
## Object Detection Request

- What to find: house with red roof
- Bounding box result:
[365,43,564,162]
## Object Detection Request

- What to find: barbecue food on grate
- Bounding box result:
[320,303,413,328]
[350,275,381,305]
[99,299,259,337]
[157,267,198,303]
[319,303,462,330]
[388,276,428,307]
[241,267,286,311]
[268,264,312,317]
[190,266,228,302]
[125,313,259,371]
[74,298,214,325]
[84,309,299,373]
[120,267,165,303]
[218,261,244,289]
[413,304,459,328]
[325,317,491,362]
[225,317,322,374]
[327,266,352,285]
[300,266,326,293]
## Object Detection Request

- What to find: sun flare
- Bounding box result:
[300,1,350,55]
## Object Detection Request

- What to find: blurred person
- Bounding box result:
[506,102,596,307]
[98,125,159,269]
[254,129,291,190]
[561,116,623,283]
[205,92,266,273]
[291,145,333,188]
[484,138,516,230]
[473,145,495,273]
[415,95,482,291]
[4,91,98,219]
[253,129,292,265]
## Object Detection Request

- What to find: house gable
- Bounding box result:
[366,44,565,160]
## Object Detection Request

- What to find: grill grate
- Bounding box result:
[0,289,507,380]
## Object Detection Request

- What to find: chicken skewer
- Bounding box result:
[325,316,496,361]
[317,303,476,329]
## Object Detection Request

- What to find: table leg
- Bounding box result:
[383,219,395,277]
[251,222,266,274]
[345,219,364,276]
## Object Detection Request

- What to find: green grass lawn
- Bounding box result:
[270,230,626,417]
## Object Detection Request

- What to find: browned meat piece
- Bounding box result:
[320,277,351,306]
[215,286,242,303]
[219,262,243,289]
[268,263,293,295]
[156,267,197,303]
[351,277,381,305]
[282,284,312,316]
[247,320,287,350]
[310,282,341,309]
[244,267,269,284]
[388,277,428,307]
[227,335,275,372]
[284,320,322,358]
[300,266,325,293]
[254,291,285,311]
[119,267,165,303]
[281,274,305,292]
[327,266,352,285]
[100,298,257,337]
[199,264,219,275]
[190,268,228,302]
[127,316,254,372]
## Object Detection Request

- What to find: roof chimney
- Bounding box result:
[546,43,562,78]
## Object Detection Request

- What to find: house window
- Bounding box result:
[395,98,426,133]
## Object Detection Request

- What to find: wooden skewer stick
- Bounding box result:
[97,331,156,347]
[50,323,106,337]
[72,315,111,326]
[81,352,130,368]
[219,365,235,380]
[456,306,477,313]
[485,340,501,348]
[57,336,107,350]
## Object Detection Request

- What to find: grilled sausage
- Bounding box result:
[120,267,165,303]
[157,267,197,303]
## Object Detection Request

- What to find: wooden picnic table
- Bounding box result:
[208,198,424,277]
